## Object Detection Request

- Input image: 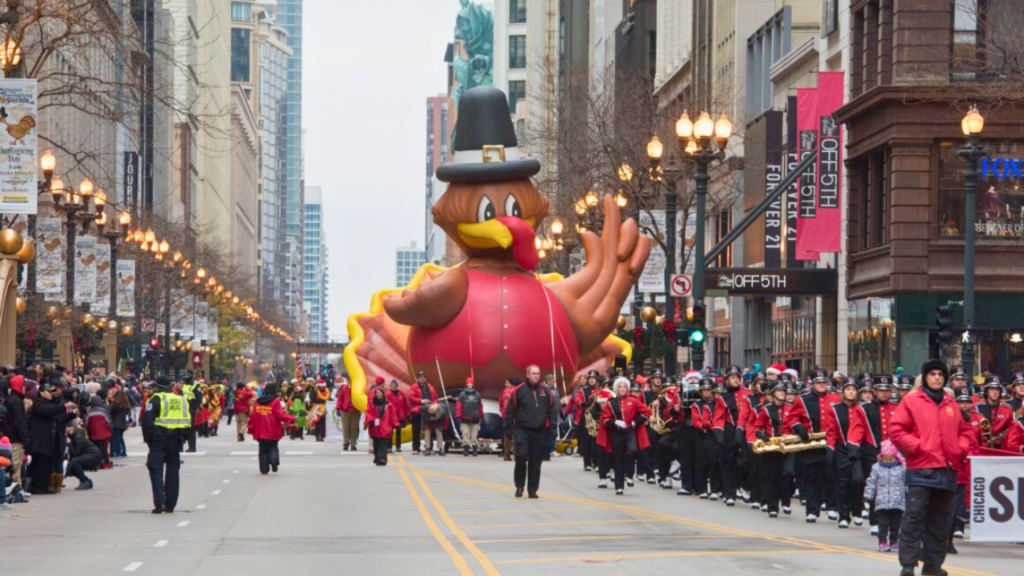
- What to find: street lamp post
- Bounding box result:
[957,106,985,377]
[677,111,732,369]
[50,177,102,306]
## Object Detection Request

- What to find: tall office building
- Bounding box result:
[396,243,426,287]
[425,95,449,265]
[253,2,293,304]
[303,186,329,342]
[276,0,305,323]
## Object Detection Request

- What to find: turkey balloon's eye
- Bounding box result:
[504,194,522,218]
[477,196,496,222]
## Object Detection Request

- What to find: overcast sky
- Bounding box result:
[304,0,459,339]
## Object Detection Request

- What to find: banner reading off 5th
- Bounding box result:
[0,79,38,214]
[795,72,843,259]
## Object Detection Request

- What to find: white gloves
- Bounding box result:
[615,420,627,429]
[374,419,380,426]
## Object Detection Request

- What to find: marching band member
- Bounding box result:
[567,371,597,471]
[1008,373,1024,414]
[949,366,981,403]
[597,377,652,495]
[627,381,648,486]
[696,379,716,498]
[824,377,872,529]
[752,378,792,517]
[952,390,985,543]
[860,374,897,534]
[742,372,766,510]
[895,376,914,404]
[592,378,615,489]
[975,375,1014,448]
[652,376,681,489]
[783,368,841,523]
[716,365,751,508]
[675,372,703,496]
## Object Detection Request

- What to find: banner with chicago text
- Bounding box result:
[968,456,1024,542]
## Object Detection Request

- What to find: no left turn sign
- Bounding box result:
[671,275,692,297]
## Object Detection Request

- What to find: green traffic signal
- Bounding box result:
[690,329,706,344]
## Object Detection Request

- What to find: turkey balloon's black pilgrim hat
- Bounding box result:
[435,87,541,184]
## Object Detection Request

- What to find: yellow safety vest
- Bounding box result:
[154,392,191,429]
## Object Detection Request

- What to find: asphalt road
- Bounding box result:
[2,428,1022,576]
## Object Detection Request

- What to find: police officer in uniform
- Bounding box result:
[142,375,190,514]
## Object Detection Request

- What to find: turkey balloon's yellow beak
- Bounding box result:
[457,220,514,249]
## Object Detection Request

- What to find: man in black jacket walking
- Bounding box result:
[504,365,559,499]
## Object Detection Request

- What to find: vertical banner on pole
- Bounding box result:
[36,217,65,301]
[795,87,820,261]
[208,308,219,344]
[195,302,208,343]
[115,260,136,317]
[785,96,800,268]
[764,110,784,268]
[0,79,39,215]
[93,243,111,316]
[73,236,97,305]
[796,72,844,258]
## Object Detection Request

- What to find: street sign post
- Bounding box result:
[670,274,692,297]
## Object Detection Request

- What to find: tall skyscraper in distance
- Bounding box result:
[276,0,305,326]
[303,186,329,342]
[425,95,449,265]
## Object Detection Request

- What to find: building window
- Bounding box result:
[857,150,888,250]
[507,80,526,114]
[938,140,1024,240]
[822,0,838,36]
[509,35,527,69]
[231,2,252,22]
[510,0,527,23]
[231,28,251,83]
[951,0,1015,81]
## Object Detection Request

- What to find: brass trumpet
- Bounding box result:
[648,387,680,436]
[752,432,828,454]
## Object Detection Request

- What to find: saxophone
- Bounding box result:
[585,411,598,437]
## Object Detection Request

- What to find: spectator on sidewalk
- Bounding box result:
[85,394,113,468]
[1,375,29,491]
[109,387,132,458]
[66,422,101,490]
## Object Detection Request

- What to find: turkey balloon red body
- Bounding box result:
[343,87,651,414]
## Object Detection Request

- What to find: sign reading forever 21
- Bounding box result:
[705,268,838,296]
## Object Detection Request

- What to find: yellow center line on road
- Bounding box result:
[410,467,1003,576]
[463,517,673,530]
[496,548,820,566]
[452,506,591,516]
[393,458,476,576]
[443,497,521,505]
[404,456,504,576]
[473,533,747,545]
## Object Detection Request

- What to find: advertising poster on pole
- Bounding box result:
[169,289,195,340]
[207,308,219,344]
[195,302,209,343]
[93,242,111,316]
[0,79,39,214]
[638,210,667,292]
[73,236,97,305]
[115,260,135,317]
[36,217,64,301]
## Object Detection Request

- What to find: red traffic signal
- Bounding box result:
[149,338,159,348]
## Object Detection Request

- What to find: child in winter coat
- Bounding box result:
[864,440,906,552]
[286,390,308,440]
[248,383,297,475]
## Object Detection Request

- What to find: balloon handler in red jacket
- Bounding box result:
[366,387,401,466]
[247,383,297,475]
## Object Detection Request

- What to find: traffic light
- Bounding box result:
[150,337,159,348]
[690,304,706,345]
[936,305,953,352]
[690,304,706,368]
